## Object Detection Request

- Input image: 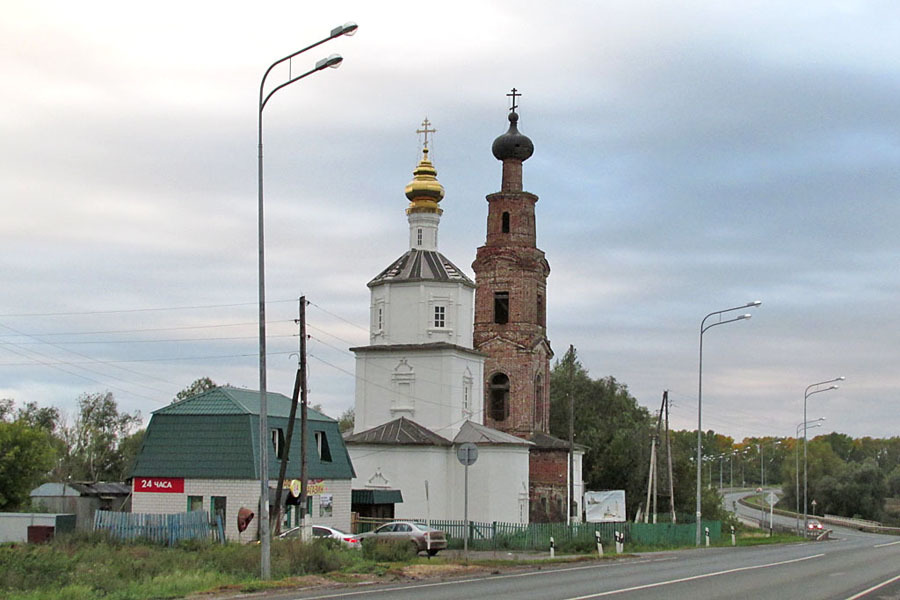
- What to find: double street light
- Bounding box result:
[695,300,761,546]
[256,21,357,580]
[803,377,843,532]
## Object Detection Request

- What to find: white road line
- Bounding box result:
[292,559,662,599]
[562,553,825,599]
[873,540,900,548]
[844,573,900,600]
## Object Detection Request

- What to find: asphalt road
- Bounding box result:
[261,492,899,600]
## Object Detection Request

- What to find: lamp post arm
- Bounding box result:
[261,66,322,112]
[258,28,350,108]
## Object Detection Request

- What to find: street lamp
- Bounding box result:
[795,417,824,534]
[256,21,356,580]
[696,300,761,546]
[803,378,842,532]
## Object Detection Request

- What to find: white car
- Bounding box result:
[279,525,361,549]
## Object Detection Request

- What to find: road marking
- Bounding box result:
[844,573,900,600]
[291,559,665,599]
[562,553,825,599]
[874,540,900,548]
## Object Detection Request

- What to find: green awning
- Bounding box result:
[352,489,403,505]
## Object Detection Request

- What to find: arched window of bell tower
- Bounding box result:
[489,373,510,422]
[534,374,544,430]
[501,211,510,233]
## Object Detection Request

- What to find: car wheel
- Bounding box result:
[427,549,439,557]
[410,541,420,557]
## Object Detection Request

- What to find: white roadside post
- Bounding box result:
[424,481,431,555]
[704,527,710,547]
[595,530,603,557]
[731,525,736,546]
[550,536,555,558]
[768,491,777,536]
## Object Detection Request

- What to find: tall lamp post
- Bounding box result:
[803,377,842,532]
[696,300,761,546]
[256,21,357,579]
[795,417,824,533]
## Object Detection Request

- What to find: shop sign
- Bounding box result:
[134,477,185,493]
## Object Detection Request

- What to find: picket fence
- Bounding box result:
[93,510,223,545]
[355,517,721,551]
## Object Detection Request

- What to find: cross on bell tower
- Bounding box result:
[506,87,521,112]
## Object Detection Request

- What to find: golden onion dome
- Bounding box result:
[405,147,444,215]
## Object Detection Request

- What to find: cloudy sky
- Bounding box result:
[2,0,898,442]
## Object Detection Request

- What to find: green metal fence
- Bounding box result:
[355,517,721,551]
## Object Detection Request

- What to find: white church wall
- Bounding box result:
[353,349,483,440]
[370,281,474,347]
[450,445,531,524]
[348,445,453,520]
[348,443,530,525]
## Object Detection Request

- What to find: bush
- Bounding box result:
[273,538,353,576]
[361,538,418,562]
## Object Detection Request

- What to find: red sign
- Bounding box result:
[134,477,184,493]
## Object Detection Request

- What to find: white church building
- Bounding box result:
[345,126,533,524]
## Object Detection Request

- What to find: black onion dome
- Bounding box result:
[491,111,534,161]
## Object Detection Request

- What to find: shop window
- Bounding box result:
[187,496,203,512]
[494,292,509,324]
[211,496,226,525]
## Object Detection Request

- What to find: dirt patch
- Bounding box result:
[399,563,488,579]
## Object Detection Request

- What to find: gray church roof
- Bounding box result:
[453,420,534,446]
[344,417,452,446]
[368,249,474,288]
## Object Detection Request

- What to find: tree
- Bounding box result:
[549,346,653,518]
[0,420,56,510]
[338,407,355,433]
[173,377,217,403]
[58,392,141,482]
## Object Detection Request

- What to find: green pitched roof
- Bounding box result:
[132,387,354,481]
[156,386,335,421]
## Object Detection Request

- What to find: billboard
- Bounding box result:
[584,490,626,522]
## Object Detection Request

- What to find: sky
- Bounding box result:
[1,0,898,442]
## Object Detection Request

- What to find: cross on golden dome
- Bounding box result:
[416,117,436,149]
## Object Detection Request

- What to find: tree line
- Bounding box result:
[549,347,900,525]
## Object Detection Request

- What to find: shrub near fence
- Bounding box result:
[354,517,721,551]
[93,510,221,546]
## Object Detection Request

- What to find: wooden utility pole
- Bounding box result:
[298,297,309,527]
[272,296,306,535]
[664,390,677,523]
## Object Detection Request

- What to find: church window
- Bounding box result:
[434,305,445,328]
[494,292,509,324]
[417,228,423,246]
[537,293,545,328]
[534,375,544,430]
[489,373,510,422]
[314,431,332,462]
[377,307,383,331]
[502,211,510,233]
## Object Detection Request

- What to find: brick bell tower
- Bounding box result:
[473,89,553,439]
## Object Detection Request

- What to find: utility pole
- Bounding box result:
[298,297,309,532]
[664,391,676,523]
[567,345,575,525]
